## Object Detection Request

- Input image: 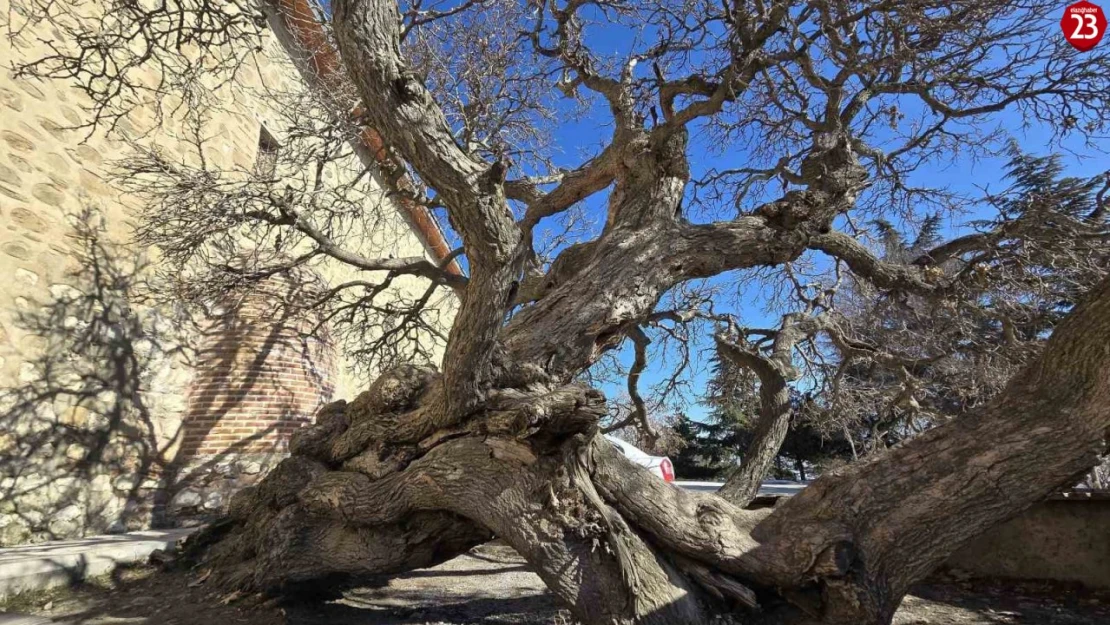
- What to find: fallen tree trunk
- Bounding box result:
[186,372,726,624]
[167,3,1110,621]
[183,275,1110,625]
[7,0,1101,620]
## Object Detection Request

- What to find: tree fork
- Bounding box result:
[182,377,725,623]
[184,275,1110,625]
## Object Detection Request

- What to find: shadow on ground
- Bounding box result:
[894,576,1110,625]
[1,544,565,625]
[4,543,1109,625]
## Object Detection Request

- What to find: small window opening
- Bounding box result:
[254,126,281,179]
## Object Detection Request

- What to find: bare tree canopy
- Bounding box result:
[5,0,1110,622]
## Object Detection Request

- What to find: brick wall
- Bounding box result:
[180,272,336,459]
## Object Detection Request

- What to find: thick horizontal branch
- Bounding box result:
[750,275,1110,616]
[809,231,938,293]
[589,437,827,588]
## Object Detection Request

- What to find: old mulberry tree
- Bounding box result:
[8,0,1110,622]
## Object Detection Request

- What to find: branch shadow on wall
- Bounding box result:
[160,255,337,518]
[0,208,338,546]
[0,208,199,545]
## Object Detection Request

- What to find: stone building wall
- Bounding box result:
[944,496,1110,590]
[0,0,454,544]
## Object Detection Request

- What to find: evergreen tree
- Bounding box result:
[674,356,852,480]
[671,355,758,479]
[826,150,1110,452]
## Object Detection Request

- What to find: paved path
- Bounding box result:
[0,615,55,624]
[0,528,195,600]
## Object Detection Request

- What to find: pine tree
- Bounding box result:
[829,150,1109,451]
[674,355,852,480]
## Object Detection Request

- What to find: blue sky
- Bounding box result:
[531,28,1108,420]
[660,118,1106,420]
[524,21,1108,420]
[352,0,1110,421]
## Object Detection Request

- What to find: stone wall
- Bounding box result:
[0,0,453,544]
[944,496,1110,590]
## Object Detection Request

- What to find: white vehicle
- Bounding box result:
[604,434,675,482]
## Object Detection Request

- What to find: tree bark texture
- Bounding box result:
[716,313,828,506]
[186,277,1110,625]
[175,2,1110,623]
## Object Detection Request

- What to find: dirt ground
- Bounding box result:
[2,544,1108,625]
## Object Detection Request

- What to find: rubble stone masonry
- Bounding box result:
[0,0,452,544]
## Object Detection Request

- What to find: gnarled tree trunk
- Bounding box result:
[168,1,1110,623]
[186,275,1110,625]
[7,0,1104,619]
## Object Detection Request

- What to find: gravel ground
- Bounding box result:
[2,544,1107,625]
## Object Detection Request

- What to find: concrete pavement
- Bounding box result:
[0,528,195,600]
[0,481,799,603]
